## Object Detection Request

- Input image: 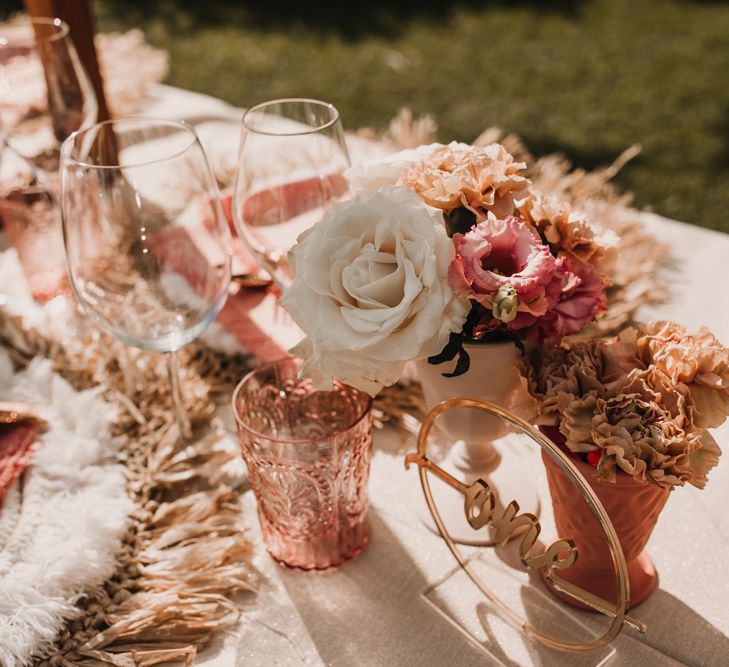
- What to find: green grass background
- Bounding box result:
[5,0,729,231]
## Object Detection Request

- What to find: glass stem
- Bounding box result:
[166,350,192,440]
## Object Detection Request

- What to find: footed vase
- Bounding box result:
[414,341,540,545]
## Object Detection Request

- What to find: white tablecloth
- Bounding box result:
[45,85,729,666]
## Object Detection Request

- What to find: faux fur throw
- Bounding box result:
[0,350,131,666]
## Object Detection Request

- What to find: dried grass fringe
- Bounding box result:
[0,312,257,667]
[0,108,667,667]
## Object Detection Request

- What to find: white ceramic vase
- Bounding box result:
[414,341,540,545]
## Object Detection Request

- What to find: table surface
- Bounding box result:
[19,84,729,667]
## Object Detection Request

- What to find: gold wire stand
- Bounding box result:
[405,397,647,653]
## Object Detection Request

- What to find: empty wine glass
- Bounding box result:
[232,98,351,288]
[0,17,97,300]
[60,117,232,437]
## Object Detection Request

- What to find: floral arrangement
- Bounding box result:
[281,141,614,396]
[522,321,728,489]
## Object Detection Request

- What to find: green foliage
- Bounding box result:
[93,0,729,233]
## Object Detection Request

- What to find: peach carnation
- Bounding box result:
[518,192,615,273]
[522,322,727,489]
[560,392,719,488]
[635,321,729,428]
[399,142,529,220]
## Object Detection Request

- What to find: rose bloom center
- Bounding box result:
[343,242,405,310]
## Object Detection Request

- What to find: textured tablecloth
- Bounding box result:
[27,85,729,666]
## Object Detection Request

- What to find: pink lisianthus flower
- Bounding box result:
[551,254,607,337]
[449,215,606,345]
[514,254,607,343]
[451,215,557,317]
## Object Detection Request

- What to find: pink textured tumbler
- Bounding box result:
[232,358,373,569]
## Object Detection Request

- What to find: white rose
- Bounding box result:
[280,186,469,396]
[345,142,472,195]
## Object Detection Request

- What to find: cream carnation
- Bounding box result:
[280,186,469,396]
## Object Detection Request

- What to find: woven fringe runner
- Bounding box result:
[0,311,257,666]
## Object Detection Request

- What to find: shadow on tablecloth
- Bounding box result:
[274,509,491,666]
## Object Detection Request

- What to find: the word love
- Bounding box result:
[405,453,578,574]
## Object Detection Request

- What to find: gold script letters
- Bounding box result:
[406,454,577,573]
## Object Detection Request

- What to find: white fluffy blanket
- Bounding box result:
[0,348,131,666]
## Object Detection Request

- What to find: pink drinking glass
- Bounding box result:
[0,182,68,300]
[232,358,373,570]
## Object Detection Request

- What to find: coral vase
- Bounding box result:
[540,428,671,610]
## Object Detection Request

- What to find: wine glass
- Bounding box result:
[232,98,351,288]
[0,17,97,300]
[59,117,232,437]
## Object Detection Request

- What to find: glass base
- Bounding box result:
[264,511,370,571]
[422,552,616,665]
[542,550,658,611]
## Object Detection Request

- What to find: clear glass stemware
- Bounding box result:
[232,98,351,289]
[60,117,232,437]
[0,17,97,300]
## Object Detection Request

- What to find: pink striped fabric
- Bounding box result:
[150,211,303,362]
[0,422,38,505]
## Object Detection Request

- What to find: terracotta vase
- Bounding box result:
[540,427,671,610]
